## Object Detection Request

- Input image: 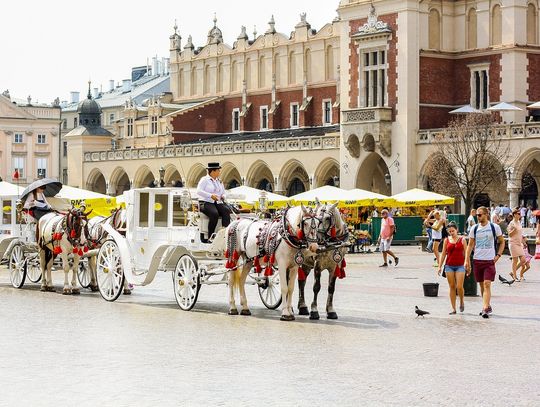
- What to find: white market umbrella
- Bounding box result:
[0,181,25,197]
[526,101,540,110]
[227,185,290,209]
[343,188,395,207]
[55,185,110,200]
[391,188,455,207]
[449,105,481,114]
[290,185,349,206]
[487,102,522,112]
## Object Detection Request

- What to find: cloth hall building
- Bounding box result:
[69,0,540,209]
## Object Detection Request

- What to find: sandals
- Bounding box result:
[460,304,465,313]
[449,311,457,315]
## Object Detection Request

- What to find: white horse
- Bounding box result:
[226,204,321,321]
[38,207,90,294]
[298,202,349,320]
[83,208,128,293]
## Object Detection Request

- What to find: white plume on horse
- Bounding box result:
[225,204,321,321]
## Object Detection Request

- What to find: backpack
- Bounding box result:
[472,222,498,252]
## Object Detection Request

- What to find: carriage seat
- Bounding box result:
[199,212,223,242]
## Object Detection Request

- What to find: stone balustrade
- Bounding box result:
[84,134,340,162]
[417,122,540,144]
[341,107,393,124]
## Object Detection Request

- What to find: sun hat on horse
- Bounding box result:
[20,178,62,201]
[206,162,222,170]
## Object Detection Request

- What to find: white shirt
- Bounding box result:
[469,222,502,261]
[197,175,226,203]
[23,191,49,210]
[466,215,476,232]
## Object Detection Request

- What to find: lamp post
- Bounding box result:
[159,166,165,187]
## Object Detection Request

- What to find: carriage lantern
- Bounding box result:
[180,190,191,211]
[258,190,268,212]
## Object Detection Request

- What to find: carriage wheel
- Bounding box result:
[257,270,282,310]
[26,256,42,283]
[173,254,200,311]
[96,240,124,302]
[77,258,91,288]
[9,244,26,289]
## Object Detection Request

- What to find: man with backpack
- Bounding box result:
[465,206,505,319]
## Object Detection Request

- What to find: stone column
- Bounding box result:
[508,187,520,209]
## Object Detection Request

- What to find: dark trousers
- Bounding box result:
[200,201,231,237]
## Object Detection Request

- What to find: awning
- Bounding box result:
[391,188,455,207]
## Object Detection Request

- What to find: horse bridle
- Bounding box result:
[66,208,89,247]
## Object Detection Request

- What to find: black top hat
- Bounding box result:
[207,162,222,170]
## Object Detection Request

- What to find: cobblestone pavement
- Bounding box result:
[0,246,539,406]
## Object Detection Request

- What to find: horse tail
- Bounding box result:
[231,266,242,294]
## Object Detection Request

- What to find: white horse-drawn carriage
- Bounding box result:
[94,187,282,311]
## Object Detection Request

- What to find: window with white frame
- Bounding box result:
[151,116,158,135]
[13,157,24,178]
[74,117,78,127]
[127,118,134,137]
[469,65,489,110]
[232,108,240,132]
[63,142,68,157]
[360,49,387,107]
[14,133,23,143]
[290,103,299,128]
[62,169,68,184]
[37,158,47,178]
[323,100,332,125]
[109,113,115,125]
[37,134,46,144]
[260,106,269,130]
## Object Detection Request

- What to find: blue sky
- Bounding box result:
[1,0,337,104]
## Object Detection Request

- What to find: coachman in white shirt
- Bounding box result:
[196,162,231,242]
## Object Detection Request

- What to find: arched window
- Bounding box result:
[259,56,266,88]
[179,69,184,96]
[467,8,477,49]
[231,61,238,92]
[204,65,210,95]
[191,67,197,96]
[527,3,538,44]
[288,51,296,85]
[325,45,334,81]
[491,4,502,46]
[428,9,441,50]
[217,63,224,93]
[305,49,312,83]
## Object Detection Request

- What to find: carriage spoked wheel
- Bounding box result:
[173,254,200,311]
[77,258,91,288]
[96,240,124,302]
[9,244,27,289]
[26,256,42,284]
[257,268,282,310]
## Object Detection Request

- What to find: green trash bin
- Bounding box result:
[464,254,478,296]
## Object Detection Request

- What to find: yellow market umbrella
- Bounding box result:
[290,185,350,206]
[227,186,290,209]
[343,188,395,207]
[391,188,455,207]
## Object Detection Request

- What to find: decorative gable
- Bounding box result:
[0,95,36,120]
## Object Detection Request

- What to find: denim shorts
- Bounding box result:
[444,265,465,273]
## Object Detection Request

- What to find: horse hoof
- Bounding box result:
[298,306,309,316]
[327,312,338,320]
[46,286,56,292]
[62,289,71,295]
[280,315,295,321]
[309,311,320,320]
[240,309,252,316]
[71,289,80,295]
[90,285,99,292]
[228,309,239,315]
[40,286,47,292]
[123,289,132,295]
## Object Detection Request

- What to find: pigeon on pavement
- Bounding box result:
[498,275,514,285]
[415,306,430,318]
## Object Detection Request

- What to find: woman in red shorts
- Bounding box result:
[438,222,469,314]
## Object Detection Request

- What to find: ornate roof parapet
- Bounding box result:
[169,20,181,51]
[237,25,248,41]
[295,12,311,29]
[207,14,223,45]
[183,35,194,52]
[352,3,392,40]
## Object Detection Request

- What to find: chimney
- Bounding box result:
[93,87,99,99]
[152,56,159,76]
[122,79,132,92]
[109,80,115,92]
[162,57,170,75]
[70,91,80,104]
